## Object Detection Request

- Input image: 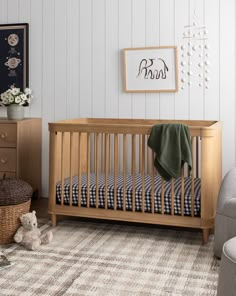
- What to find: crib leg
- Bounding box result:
[51,214,57,227]
[202,228,210,244]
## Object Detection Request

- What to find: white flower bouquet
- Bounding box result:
[0,86,32,107]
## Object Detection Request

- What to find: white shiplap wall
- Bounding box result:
[0,0,235,197]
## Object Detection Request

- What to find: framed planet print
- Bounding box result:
[0,23,29,95]
[123,46,178,93]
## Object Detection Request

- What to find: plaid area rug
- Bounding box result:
[0,220,219,296]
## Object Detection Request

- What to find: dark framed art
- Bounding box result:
[0,23,29,94]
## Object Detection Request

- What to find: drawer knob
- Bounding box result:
[0,158,7,164]
[0,133,7,139]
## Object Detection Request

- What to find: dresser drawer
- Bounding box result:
[0,124,17,147]
[0,148,16,172]
[0,172,16,179]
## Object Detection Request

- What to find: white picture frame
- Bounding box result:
[123,46,178,93]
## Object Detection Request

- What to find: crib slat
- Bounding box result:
[191,175,195,217]
[161,178,165,215]
[141,135,145,213]
[78,132,82,207]
[95,133,99,209]
[109,134,112,174]
[105,133,108,210]
[87,133,90,208]
[171,178,174,215]
[61,132,65,206]
[69,132,73,207]
[191,137,195,217]
[147,146,151,175]
[132,135,136,212]
[196,137,199,178]
[101,133,105,173]
[123,135,127,211]
[114,134,118,210]
[139,136,142,173]
[151,151,155,214]
[181,167,184,216]
[190,137,194,177]
[94,133,97,173]
[49,131,57,217]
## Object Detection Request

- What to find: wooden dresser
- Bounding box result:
[0,118,41,197]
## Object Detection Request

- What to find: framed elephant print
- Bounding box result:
[123,46,178,93]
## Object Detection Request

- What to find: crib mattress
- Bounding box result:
[56,173,201,216]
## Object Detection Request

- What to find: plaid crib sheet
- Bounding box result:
[56,173,201,216]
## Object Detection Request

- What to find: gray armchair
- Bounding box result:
[214,167,236,258]
[217,237,236,296]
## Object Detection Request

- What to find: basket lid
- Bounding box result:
[0,178,33,206]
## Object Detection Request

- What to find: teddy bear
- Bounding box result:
[14,210,53,251]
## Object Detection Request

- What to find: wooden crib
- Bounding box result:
[48,118,222,243]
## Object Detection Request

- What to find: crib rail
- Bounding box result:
[48,118,222,241]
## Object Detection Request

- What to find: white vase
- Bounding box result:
[7,104,24,120]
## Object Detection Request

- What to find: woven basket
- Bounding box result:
[0,178,33,206]
[0,177,33,245]
[0,199,31,244]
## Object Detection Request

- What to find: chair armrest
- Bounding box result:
[222,197,236,218]
[217,167,236,214]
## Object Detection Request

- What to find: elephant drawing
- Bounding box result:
[136,58,168,80]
